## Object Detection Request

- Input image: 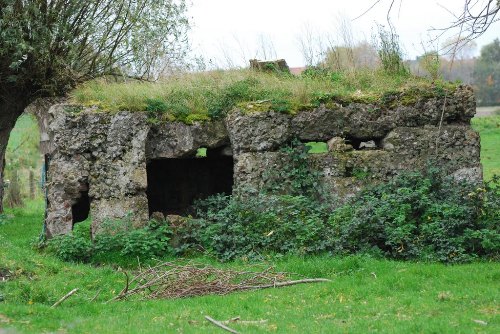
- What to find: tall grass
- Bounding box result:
[70,68,454,122]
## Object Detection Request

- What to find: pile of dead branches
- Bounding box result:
[110,260,330,301]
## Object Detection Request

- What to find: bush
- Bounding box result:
[376,25,409,76]
[419,51,441,80]
[47,234,93,263]
[46,219,172,263]
[94,219,172,259]
[176,166,499,263]
[177,193,333,261]
[206,78,261,119]
[263,139,325,199]
[328,169,500,262]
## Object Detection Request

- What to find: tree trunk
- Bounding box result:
[0,99,27,213]
[29,169,36,200]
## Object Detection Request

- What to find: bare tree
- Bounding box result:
[358,1,499,55]
[435,1,500,44]
[255,34,277,61]
[297,24,325,66]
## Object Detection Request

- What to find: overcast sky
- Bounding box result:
[189,0,500,68]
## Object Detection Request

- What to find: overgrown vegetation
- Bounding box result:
[1,114,499,334]
[46,218,172,266]
[375,25,409,76]
[177,161,499,263]
[70,68,458,123]
[44,142,500,264]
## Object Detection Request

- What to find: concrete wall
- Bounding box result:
[32,85,481,237]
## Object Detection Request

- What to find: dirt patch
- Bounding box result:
[0,268,13,282]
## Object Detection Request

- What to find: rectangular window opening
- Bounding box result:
[72,183,90,226]
[146,155,234,217]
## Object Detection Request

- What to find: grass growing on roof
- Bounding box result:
[70,68,459,123]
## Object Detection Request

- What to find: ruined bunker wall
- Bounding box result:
[41,107,150,236]
[229,85,481,199]
[39,105,232,237]
[36,84,481,238]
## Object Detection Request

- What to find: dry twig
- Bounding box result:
[221,317,268,325]
[51,288,79,308]
[205,316,239,334]
[110,260,331,301]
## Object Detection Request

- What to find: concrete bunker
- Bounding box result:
[146,148,234,216]
[31,83,482,238]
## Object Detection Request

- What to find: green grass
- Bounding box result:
[3,113,43,207]
[70,69,457,123]
[305,142,328,154]
[5,113,41,170]
[1,201,499,333]
[472,116,500,180]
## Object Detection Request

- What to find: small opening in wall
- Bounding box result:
[147,154,234,216]
[72,183,90,226]
[305,142,328,153]
[345,137,383,150]
[196,147,207,158]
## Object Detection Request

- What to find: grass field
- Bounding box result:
[0,201,499,333]
[472,116,500,180]
[4,113,43,202]
[0,114,499,333]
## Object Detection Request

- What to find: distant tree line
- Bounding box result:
[318,37,500,107]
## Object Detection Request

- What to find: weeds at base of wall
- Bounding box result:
[43,218,173,266]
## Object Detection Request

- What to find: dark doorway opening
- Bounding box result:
[147,154,233,216]
[72,183,90,225]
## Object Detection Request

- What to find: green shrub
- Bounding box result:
[376,25,409,76]
[419,51,441,80]
[263,139,324,199]
[178,193,333,261]
[175,165,499,263]
[206,78,261,118]
[47,234,93,263]
[145,98,168,115]
[329,169,500,262]
[46,219,172,263]
[93,219,172,259]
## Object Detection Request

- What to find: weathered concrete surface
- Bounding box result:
[44,106,150,236]
[226,110,292,153]
[234,124,482,201]
[146,120,228,158]
[291,85,476,141]
[32,84,482,237]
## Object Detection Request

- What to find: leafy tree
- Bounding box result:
[474,38,500,106]
[0,0,190,212]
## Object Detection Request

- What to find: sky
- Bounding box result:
[188,0,500,68]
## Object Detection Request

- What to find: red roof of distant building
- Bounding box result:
[289,67,307,75]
